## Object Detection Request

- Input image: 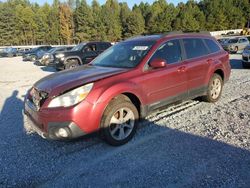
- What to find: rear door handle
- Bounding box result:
[177,66,186,73]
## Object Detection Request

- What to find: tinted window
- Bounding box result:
[205,39,221,53]
[99,43,111,51]
[240,39,248,43]
[228,39,239,43]
[92,41,154,68]
[84,44,97,52]
[151,40,182,64]
[183,38,209,59]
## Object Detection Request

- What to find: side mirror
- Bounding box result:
[150,58,167,68]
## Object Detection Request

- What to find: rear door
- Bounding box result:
[182,38,211,97]
[142,39,188,111]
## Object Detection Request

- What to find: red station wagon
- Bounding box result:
[24,32,231,146]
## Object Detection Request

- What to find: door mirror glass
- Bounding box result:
[150,58,167,68]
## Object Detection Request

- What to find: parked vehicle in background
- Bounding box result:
[242,45,250,68]
[16,48,31,56]
[53,42,112,70]
[23,46,52,61]
[24,32,231,146]
[217,38,229,45]
[0,47,18,57]
[36,46,73,66]
[221,37,249,53]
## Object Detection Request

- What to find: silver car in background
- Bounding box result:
[242,45,250,68]
[222,37,249,53]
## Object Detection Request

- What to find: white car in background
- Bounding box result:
[242,45,250,68]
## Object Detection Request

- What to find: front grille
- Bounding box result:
[30,87,48,110]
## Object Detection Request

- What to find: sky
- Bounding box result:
[27,0,188,7]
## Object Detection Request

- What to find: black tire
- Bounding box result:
[100,96,139,146]
[202,73,223,103]
[65,59,79,70]
[234,46,238,54]
[242,62,249,69]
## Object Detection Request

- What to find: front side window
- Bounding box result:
[84,44,96,52]
[183,38,209,59]
[71,43,86,51]
[228,38,239,44]
[92,41,154,68]
[150,40,182,64]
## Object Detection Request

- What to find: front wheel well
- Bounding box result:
[214,69,224,81]
[122,93,141,116]
[111,93,141,118]
[66,58,81,65]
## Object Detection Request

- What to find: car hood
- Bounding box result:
[34,65,129,96]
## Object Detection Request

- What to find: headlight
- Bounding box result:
[48,83,93,108]
[43,54,49,59]
[56,54,64,58]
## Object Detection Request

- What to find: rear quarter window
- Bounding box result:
[183,38,209,59]
[204,39,221,53]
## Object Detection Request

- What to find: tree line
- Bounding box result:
[0,0,249,46]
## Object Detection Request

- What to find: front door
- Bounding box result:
[82,44,98,64]
[142,39,188,111]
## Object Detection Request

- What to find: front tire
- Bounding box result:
[65,59,79,70]
[203,73,223,103]
[100,97,139,146]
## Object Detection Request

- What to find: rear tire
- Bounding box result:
[100,96,139,146]
[65,59,79,70]
[202,73,223,103]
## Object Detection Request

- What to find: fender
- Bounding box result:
[64,56,83,65]
[92,81,146,121]
[205,60,224,84]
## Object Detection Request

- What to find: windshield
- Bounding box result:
[30,47,38,52]
[47,48,56,53]
[92,41,155,68]
[71,43,85,51]
[3,48,11,52]
[228,39,239,43]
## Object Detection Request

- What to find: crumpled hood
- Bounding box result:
[34,65,129,96]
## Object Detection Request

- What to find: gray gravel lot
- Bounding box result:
[0,55,249,187]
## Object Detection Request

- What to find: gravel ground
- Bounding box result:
[0,55,249,187]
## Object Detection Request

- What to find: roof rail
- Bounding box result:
[164,30,211,36]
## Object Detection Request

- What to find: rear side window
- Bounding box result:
[183,38,209,59]
[150,40,182,64]
[204,39,221,53]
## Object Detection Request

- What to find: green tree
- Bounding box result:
[124,8,145,38]
[119,2,131,38]
[147,0,178,33]
[74,0,94,42]
[59,3,73,44]
[91,0,106,40]
[48,0,60,44]
[173,0,205,31]
[101,0,122,41]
